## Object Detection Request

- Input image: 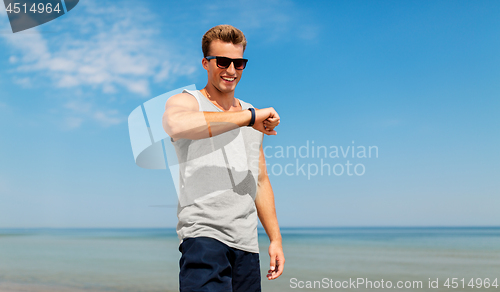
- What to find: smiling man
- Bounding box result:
[162,25,284,292]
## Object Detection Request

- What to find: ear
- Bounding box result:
[202,57,209,71]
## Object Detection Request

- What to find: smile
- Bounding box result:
[221,76,236,82]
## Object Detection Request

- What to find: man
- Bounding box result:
[162,24,284,292]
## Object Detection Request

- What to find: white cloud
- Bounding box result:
[62,99,124,129]
[13,77,31,87]
[64,116,84,129]
[64,100,92,113]
[93,110,122,127]
[1,0,197,97]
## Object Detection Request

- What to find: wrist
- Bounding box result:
[247,108,255,127]
[238,109,252,127]
[270,236,282,245]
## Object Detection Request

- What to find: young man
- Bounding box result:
[162,24,284,292]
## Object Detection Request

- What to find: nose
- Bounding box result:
[226,61,236,75]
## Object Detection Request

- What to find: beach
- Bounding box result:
[0,282,111,292]
[1,228,499,291]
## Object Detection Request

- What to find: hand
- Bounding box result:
[263,116,280,131]
[267,240,285,280]
[253,107,280,135]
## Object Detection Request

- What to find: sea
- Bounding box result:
[0,227,499,291]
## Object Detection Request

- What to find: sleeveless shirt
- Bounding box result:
[173,89,263,253]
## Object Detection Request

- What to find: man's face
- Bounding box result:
[202,39,244,94]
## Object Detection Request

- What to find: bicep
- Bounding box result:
[163,93,199,136]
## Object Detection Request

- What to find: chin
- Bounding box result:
[219,83,237,92]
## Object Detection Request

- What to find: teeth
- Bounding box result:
[222,77,235,81]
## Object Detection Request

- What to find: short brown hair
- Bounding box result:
[202,25,247,57]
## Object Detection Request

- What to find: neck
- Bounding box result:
[203,85,236,111]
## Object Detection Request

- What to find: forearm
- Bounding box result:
[164,110,252,140]
[255,176,282,243]
[256,134,285,280]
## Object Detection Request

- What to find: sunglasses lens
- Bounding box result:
[233,59,247,70]
[216,57,232,68]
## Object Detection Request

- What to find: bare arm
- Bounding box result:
[162,93,280,141]
[255,144,285,280]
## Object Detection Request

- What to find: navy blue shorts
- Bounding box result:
[179,237,261,292]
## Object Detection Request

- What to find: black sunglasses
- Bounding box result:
[205,56,248,70]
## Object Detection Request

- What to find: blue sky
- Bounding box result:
[0,0,499,228]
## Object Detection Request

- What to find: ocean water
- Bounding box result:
[0,227,499,291]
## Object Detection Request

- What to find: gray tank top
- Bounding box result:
[173,89,263,253]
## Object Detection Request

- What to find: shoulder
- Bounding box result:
[237,98,255,110]
[165,91,199,111]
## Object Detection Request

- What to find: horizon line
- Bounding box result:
[1,225,500,230]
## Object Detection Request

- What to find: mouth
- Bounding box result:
[221,76,236,82]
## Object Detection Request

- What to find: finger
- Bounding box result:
[268,268,278,279]
[260,126,277,135]
[266,120,280,127]
[269,254,276,274]
[267,268,277,280]
[267,270,274,279]
[275,260,284,278]
[266,254,284,279]
[265,121,278,127]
